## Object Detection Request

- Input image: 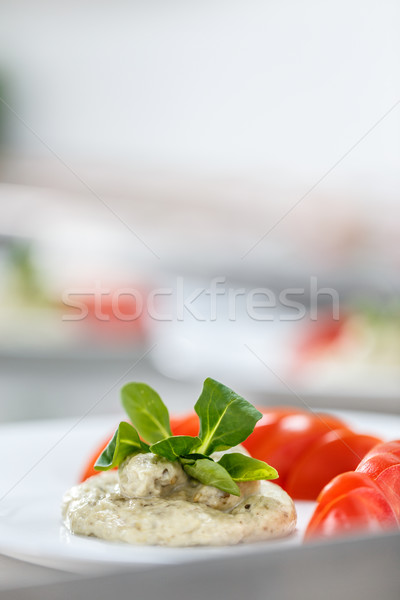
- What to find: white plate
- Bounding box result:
[0,410,399,574]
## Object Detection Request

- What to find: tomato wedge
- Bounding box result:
[242,407,307,459]
[247,412,347,486]
[285,428,381,500]
[304,485,398,540]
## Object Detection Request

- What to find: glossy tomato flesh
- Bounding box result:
[305,486,398,540]
[241,407,307,459]
[285,428,382,500]
[250,413,348,487]
[357,452,400,522]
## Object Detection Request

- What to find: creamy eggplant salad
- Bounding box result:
[62,378,296,546]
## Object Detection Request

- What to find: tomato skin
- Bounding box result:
[356,452,400,479]
[242,407,307,459]
[357,440,400,466]
[304,486,398,541]
[249,412,347,486]
[316,471,379,505]
[373,464,400,522]
[305,472,382,540]
[285,428,382,500]
[357,452,400,522]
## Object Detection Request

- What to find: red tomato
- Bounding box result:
[170,413,200,437]
[374,464,400,522]
[242,407,307,458]
[356,452,400,479]
[357,440,400,465]
[357,451,400,522]
[285,428,382,500]
[316,471,379,505]
[79,434,114,482]
[305,485,398,540]
[248,412,347,486]
[306,471,394,540]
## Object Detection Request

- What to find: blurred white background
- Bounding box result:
[1,0,399,187]
[0,0,399,420]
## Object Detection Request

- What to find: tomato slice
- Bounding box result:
[357,452,400,522]
[247,412,347,486]
[374,464,400,522]
[356,452,400,479]
[305,485,398,540]
[285,428,382,500]
[306,471,395,540]
[316,471,379,505]
[357,440,400,465]
[242,407,307,458]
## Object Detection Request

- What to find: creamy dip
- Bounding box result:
[62,451,296,547]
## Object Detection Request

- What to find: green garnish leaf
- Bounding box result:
[183,458,240,496]
[121,382,172,444]
[150,436,201,462]
[195,378,262,454]
[93,378,279,496]
[217,453,278,481]
[94,422,149,471]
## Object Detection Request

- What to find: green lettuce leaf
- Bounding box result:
[183,458,240,496]
[150,436,201,462]
[218,453,278,481]
[121,382,172,444]
[94,422,149,470]
[195,378,262,454]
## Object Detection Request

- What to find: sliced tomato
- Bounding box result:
[357,440,400,465]
[305,485,398,540]
[242,407,307,458]
[306,471,395,539]
[247,412,347,486]
[170,412,199,437]
[357,451,400,521]
[79,434,114,482]
[285,428,382,500]
[373,440,400,458]
[356,452,400,479]
[316,471,379,505]
[374,464,400,522]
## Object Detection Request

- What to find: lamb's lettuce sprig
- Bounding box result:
[95,378,278,496]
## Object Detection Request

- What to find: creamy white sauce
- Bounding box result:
[62,451,296,547]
